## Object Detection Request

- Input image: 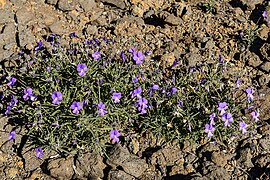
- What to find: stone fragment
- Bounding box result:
[100,0,126,9]
[159,11,183,26]
[18,27,35,48]
[114,17,144,36]
[0,9,14,24]
[107,144,148,178]
[244,51,263,67]
[49,21,68,34]
[108,170,135,180]
[58,0,75,11]
[16,7,35,24]
[236,148,254,169]
[46,0,58,5]
[260,62,270,72]
[260,43,270,61]
[255,154,270,168]
[240,0,263,10]
[211,151,229,167]
[74,153,106,179]
[48,156,74,179]
[259,136,270,151]
[258,74,270,87]
[78,0,97,12]
[23,150,43,171]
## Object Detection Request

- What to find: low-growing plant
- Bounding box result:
[1,34,261,157]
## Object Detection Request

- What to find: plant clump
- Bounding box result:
[1,33,261,157]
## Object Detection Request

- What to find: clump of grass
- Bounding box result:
[1,34,261,157]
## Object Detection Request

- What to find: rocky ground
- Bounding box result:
[0,0,270,179]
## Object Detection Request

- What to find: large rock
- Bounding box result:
[0,9,14,24]
[100,0,126,9]
[78,0,97,12]
[48,156,74,179]
[107,144,148,178]
[74,153,106,179]
[16,7,35,25]
[240,0,264,10]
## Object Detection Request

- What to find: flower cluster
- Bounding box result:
[1,34,261,157]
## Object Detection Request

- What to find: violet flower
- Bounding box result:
[112,92,122,103]
[222,113,233,127]
[121,51,126,62]
[77,64,88,77]
[246,88,254,102]
[205,124,215,137]
[236,79,242,88]
[34,41,43,51]
[131,87,142,98]
[263,11,269,22]
[23,88,33,101]
[35,147,44,159]
[171,87,178,94]
[98,102,108,116]
[251,110,259,122]
[8,131,16,141]
[133,51,144,65]
[7,77,16,87]
[217,102,228,115]
[71,101,83,114]
[110,129,120,143]
[239,121,248,134]
[152,84,159,91]
[52,91,63,105]
[136,97,148,114]
[209,113,216,126]
[92,51,101,60]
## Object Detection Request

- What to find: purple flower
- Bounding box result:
[69,32,78,38]
[9,95,18,107]
[209,113,216,126]
[132,77,138,83]
[131,87,142,98]
[71,101,83,114]
[177,100,183,108]
[236,79,242,88]
[35,147,44,159]
[246,88,254,102]
[222,113,233,127]
[152,84,159,91]
[8,131,16,140]
[136,97,148,114]
[52,91,63,105]
[98,102,108,116]
[133,51,144,65]
[110,129,120,143]
[129,47,135,53]
[23,88,33,101]
[205,124,215,137]
[171,87,178,94]
[219,55,224,64]
[77,64,88,77]
[112,92,122,103]
[35,41,43,51]
[7,77,16,87]
[217,102,228,115]
[251,110,259,122]
[92,51,101,60]
[121,51,126,62]
[5,106,11,116]
[145,50,152,56]
[239,121,248,134]
[263,11,269,22]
